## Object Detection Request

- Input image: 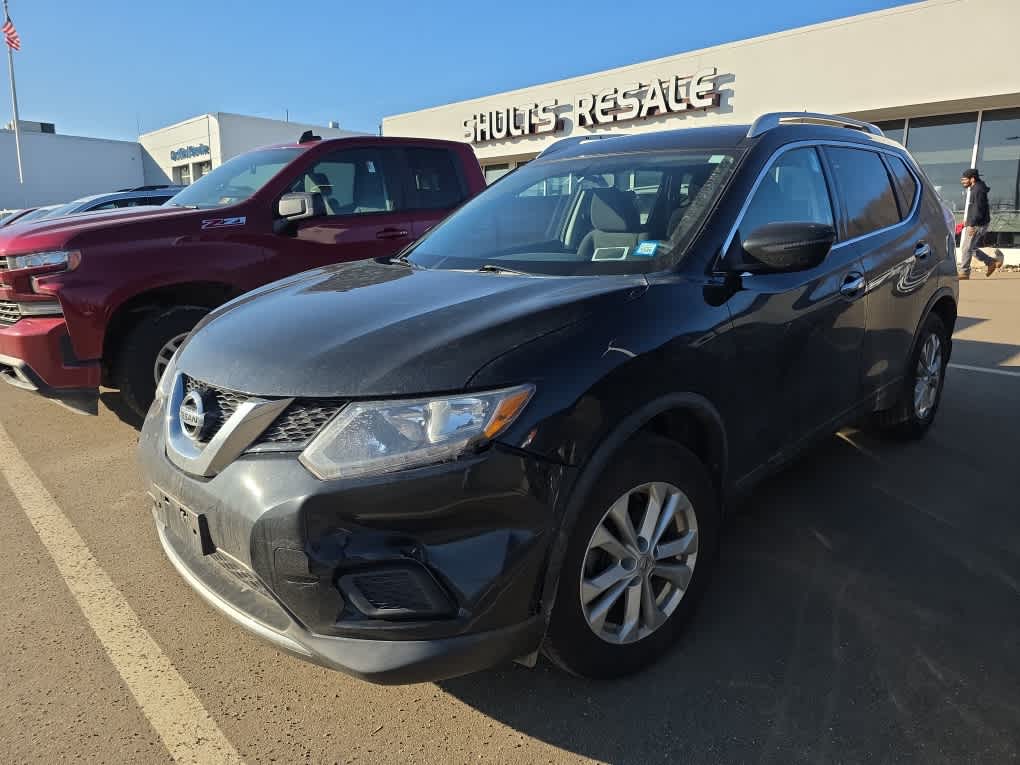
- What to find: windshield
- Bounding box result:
[14,206,57,224]
[165,148,301,209]
[408,149,738,275]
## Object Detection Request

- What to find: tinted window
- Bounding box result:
[738,147,833,244]
[885,155,919,219]
[405,148,466,210]
[291,149,399,216]
[826,147,900,238]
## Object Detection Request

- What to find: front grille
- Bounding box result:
[0,301,20,325]
[258,398,346,444]
[183,375,246,439]
[209,550,273,599]
[181,375,344,448]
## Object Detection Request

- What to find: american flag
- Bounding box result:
[3,14,20,52]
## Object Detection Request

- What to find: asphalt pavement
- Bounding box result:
[0,278,1018,764]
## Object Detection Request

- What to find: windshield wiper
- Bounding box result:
[476,263,530,276]
[165,203,199,209]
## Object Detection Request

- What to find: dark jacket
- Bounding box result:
[966,179,991,226]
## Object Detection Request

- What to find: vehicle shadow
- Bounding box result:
[439,404,1020,763]
[99,390,144,429]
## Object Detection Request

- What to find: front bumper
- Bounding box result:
[0,317,100,413]
[155,517,545,683]
[139,406,572,683]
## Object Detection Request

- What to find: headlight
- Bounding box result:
[5,250,80,271]
[299,385,535,480]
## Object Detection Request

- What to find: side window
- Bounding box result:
[885,155,919,220]
[291,149,399,216]
[404,148,466,210]
[826,147,900,238]
[738,147,834,243]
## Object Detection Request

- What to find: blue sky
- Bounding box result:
[3,0,911,141]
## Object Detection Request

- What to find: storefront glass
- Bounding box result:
[483,164,512,185]
[173,164,192,186]
[906,113,978,224]
[875,119,905,145]
[976,107,1020,245]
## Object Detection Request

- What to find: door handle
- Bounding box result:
[914,241,931,259]
[376,228,410,240]
[840,272,866,298]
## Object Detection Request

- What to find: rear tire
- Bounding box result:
[870,312,949,440]
[112,306,208,419]
[544,434,719,679]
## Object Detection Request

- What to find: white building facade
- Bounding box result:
[0,124,143,210]
[2,113,362,211]
[383,0,1020,242]
[138,112,363,186]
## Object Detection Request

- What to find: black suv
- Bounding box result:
[139,112,958,684]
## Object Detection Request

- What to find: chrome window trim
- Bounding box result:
[717,139,923,270]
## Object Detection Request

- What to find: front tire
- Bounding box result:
[871,313,949,440]
[544,434,719,679]
[112,306,209,419]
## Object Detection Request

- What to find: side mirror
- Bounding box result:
[727,222,836,274]
[277,192,324,222]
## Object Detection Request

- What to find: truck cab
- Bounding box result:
[0,135,484,417]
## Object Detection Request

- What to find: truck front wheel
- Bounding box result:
[113,306,209,419]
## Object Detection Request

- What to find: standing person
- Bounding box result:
[957,168,1002,279]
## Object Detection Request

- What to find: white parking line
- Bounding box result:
[0,421,244,765]
[948,363,1020,378]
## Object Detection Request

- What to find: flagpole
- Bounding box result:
[3,0,23,185]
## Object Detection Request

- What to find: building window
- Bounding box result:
[193,160,212,181]
[484,164,511,185]
[173,164,192,186]
[906,113,978,224]
[976,107,1020,238]
[875,119,906,145]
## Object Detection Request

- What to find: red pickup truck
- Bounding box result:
[0,135,484,418]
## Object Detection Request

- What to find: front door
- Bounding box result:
[272,147,414,279]
[725,146,868,473]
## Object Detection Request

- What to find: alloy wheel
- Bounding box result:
[154,332,188,385]
[580,481,699,645]
[913,333,943,419]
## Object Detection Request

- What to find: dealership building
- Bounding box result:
[383,0,1019,239]
[1,113,359,210]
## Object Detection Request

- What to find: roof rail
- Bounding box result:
[115,184,183,192]
[537,133,628,159]
[747,112,883,139]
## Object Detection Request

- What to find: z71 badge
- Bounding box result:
[201,216,247,230]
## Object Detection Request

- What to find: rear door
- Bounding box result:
[400,146,472,239]
[822,146,940,401]
[725,145,868,467]
[276,146,414,273]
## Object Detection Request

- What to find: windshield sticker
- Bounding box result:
[367,161,377,173]
[592,246,630,261]
[201,216,247,230]
[634,240,661,257]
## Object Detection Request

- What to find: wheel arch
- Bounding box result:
[102,281,241,381]
[537,392,728,621]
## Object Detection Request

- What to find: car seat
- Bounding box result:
[577,188,644,261]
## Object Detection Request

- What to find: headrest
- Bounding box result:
[590,188,639,233]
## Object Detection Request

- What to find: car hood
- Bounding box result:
[0,206,200,255]
[178,260,647,397]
